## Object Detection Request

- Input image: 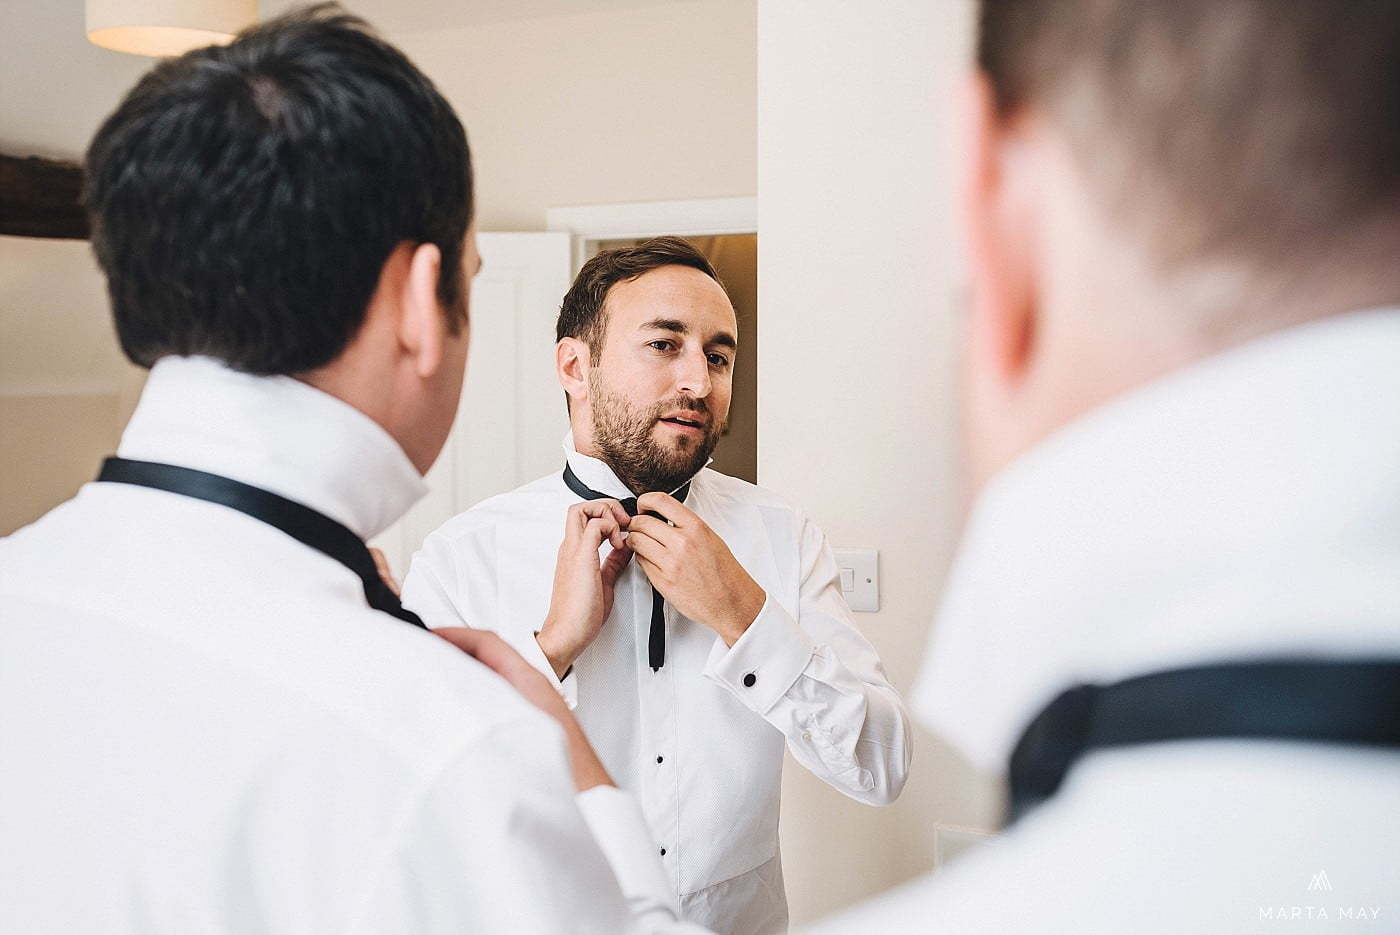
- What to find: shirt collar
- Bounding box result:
[912,307,1400,775]
[562,431,711,499]
[117,356,427,540]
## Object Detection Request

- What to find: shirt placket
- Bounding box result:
[632,562,681,888]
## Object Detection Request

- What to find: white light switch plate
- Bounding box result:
[833,548,879,612]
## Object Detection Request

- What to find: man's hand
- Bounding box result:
[369,547,400,597]
[434,627,613,792]
[627,492,767,646]
[536,499,635,679]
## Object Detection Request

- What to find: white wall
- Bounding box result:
[757,0,1000,925]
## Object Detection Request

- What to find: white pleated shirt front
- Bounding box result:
[404,437,912,935]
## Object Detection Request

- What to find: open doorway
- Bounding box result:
[591,234,757,484]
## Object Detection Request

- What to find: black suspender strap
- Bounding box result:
[1007,658,1400,824]
[97,457,426,630]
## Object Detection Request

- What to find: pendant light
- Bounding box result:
[86,0,257,57]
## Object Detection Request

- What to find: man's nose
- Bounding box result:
[675,348,712,398]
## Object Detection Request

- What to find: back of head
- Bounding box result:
[979,0,1400,337]
[84,2,472,375]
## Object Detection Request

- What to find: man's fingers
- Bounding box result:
[588,498,632,528]
[631,549,665,588]
[433,626,522,675]
[581,515,626,551]
[625,527,667,566]
[434,628,541,694]
[600,543,633,588]
[568,499,630,537]
[626,514,679,547]
[368,546,401,597]
[435,627,575,732]
[635,491,699,527]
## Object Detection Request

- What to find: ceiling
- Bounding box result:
[0,0,688,161]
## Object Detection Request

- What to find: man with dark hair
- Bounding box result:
[0,8,705,932]
[807,1,1400,931]
[404,236,912,934]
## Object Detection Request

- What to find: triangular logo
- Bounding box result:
[1307,870,1333,892]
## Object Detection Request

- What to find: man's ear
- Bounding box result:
[556,337,591,403]
[399,242,446,379]
[961,72,1037,389]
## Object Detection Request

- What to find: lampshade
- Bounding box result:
[86,0,257,57]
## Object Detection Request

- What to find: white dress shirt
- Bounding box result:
[0,356,706,934]
[403,436,913,935]
[805,309,1400,933]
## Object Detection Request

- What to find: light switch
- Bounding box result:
[832,548,879,612]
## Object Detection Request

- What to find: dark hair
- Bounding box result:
[556,236,722,363]
[84,3,472,375]
[978,0,1400,271]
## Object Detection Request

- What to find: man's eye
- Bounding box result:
[648,340,673,352]
[708,354,731,368]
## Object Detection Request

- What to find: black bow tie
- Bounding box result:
[97,457,426,630]
[1007,658,1400,825]
[562,463,692,671]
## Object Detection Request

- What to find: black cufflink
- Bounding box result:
[743,672,757,688]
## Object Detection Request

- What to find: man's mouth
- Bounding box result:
[658,413,706,433]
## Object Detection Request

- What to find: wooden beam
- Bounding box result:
[0,154,89,240]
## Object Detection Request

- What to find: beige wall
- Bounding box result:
[0,235,145,536]
[393,0,757,231]
[0,394,125,535]
[758,0,1000,925]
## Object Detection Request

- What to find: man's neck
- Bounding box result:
[569,420,602,461]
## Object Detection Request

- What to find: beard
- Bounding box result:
[589,373,725,495]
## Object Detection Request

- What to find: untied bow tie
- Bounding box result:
[562,462,692,671]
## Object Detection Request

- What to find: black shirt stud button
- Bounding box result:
[656,755,664,764]
[660,847,667,856]
[743,672,757,688]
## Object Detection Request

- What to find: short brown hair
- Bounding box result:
[978,0,1400,273]
[557,236,722,363]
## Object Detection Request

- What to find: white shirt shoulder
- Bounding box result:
[692,467,802,513]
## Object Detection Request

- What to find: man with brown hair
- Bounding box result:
[404,237,911,934]
[807,0,1400,931]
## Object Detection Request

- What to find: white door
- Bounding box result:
[370,231,572,579]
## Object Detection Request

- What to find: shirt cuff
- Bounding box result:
[703,595,816,715]
[575,785,679,916]
[521,633,579,711]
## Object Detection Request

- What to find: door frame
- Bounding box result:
[546,196,756,270]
